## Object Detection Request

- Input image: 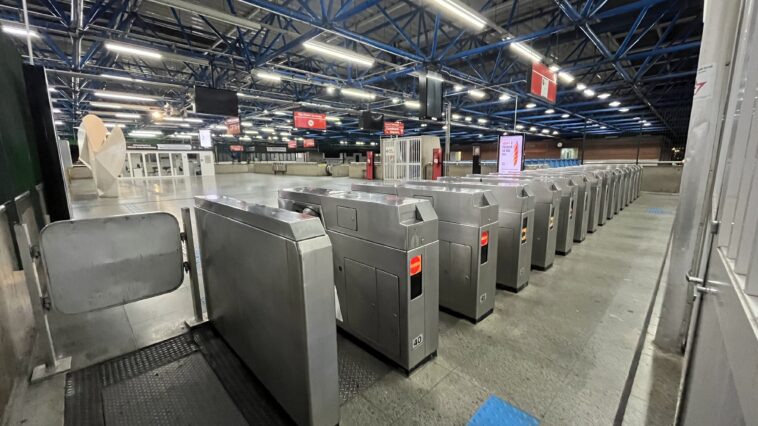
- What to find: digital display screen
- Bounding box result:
[498,135,524,172]
[194,86,239,116]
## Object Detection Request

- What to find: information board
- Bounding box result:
[498,135,524,172]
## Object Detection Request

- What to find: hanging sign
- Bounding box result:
[294,112,327,130]
[383,121,405,136]
[529,63,557,103]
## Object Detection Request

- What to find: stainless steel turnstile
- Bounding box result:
[534,171,599,239]
[430,178,536,292]
[194,195,340,426]
[278,188,440,372]
[351,182,499,322]
[464,176,561,271]
[528,172,589,243]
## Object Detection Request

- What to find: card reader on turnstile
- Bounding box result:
[278,188,439,373]
[351,181,499,322]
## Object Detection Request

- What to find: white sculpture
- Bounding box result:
[77,114,126,198]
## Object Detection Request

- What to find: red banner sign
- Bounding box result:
[229,145,244,152]
[383,121,404,136]
[287,140,297,149]
[303,138,316,148]
[529,63,557,103]
[294,111,327,130]
[225,117,241,135]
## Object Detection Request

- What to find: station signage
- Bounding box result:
[529,63,557,103]
[267,146,287,153]
[498,135,524,172]
[294,111,327,130]
[287,140,297,149]
[303,139,316,148]
[225,117,241,135]
[383,121,404,136]
[229,145,244,152]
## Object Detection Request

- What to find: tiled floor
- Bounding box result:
[5,174,681,425]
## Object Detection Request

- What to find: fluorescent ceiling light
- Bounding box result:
[52,108,62,113]
[130,130,162,135]
[54,120,64,125]
[643,122,651,127]
[325,86,335,95]
[100,73,146,83]
[256,71,282,82]
[104,123,125,128]
[94,91,156,102]
[582,88,596,97]
[509,42,542,62]
[453,84,464,91]
[552,131,559,135]
[2,26,39,38]
[184,118,203,123]
[529,126,537,132]
[561,113,570,118]
[105,42,162,59]
[477,118,488,124]
[115,113,140,119]
[576,83,587,91]
[261,127,276,133]
[499,94,511,102]
[619,107,630,113]
[452,114,462,120]
[48,88,57,92]
[341,88,376,100]
[549,65,560,72]
[525,102,536,108]
[433,0,487,30]
[89,101,123,109]
[597,93,611,99]
[558,72,575,83]
[405,100,421,109]
[633,116,641,120]
[516,124,525,130]
[468,89,486,99]
[545,108,555,114]
[609,101,621,107]
[426,72,445,82]
[128,133,156,138]
[541,129,550,134]
[303,40,375,67]
[464,116,472,122]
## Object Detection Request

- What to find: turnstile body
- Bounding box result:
[466,176,561,270]
[278,188,440,372]
[194,196,339,426]
[351,182,499,322]
[528,173,589,243]
[430,178,536,292]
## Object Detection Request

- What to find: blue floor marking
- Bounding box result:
[468,395,540,426]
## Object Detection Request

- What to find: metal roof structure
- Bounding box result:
[0,0,703,146]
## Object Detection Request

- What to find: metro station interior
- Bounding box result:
[1,0,757,425]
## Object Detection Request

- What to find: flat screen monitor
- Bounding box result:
[194,86,239,116]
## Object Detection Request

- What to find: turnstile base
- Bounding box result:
[533,264,553,272]
[336,328,435,377]
[557,249,572,256]
[497,282,529,293]
[574,237,586,243]
[439,306,494,324]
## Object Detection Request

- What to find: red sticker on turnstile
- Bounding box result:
[480,231,489,247]
[410,255,422,276]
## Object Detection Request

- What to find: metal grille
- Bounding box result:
[381,136,422,181]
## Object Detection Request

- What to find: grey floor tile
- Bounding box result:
[361,359,452,422]
[622,395,674,426]
[339,394,393,426]
[393,370,490,426]
[541,370,622,426]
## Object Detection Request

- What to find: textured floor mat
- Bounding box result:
[336,332,394,404]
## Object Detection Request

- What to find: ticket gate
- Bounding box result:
[528,173,590,243]
[483,174,577,256]
[351,182,499,322]
[278,188,440,372]
[536,171,600,237]
[429,178,536,292]
[464,176,561,270]
[579,169,611,227]
[195,196,340,426]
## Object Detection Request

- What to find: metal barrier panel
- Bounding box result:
[381,137,422,181]
[194,196,339,426]
[39,213,183,314]
[14,191,40,249]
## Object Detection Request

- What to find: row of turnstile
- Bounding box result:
[192,164,642,426]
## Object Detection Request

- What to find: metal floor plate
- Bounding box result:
[65,324,394,425]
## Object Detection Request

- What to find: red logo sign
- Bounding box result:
[225,117,241,135]
[410,255,422,276]
[294,112,327,130]
[384,121,404,136]
[287,140,297,149]
[229,145,244,152]
[529,63,557,103]
[303,138,316,148]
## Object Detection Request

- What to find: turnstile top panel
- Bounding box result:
[39,212,184,315]
[352,182,499,227]
[464,176,560,204]
[424,179,535,212]
[280,188,438,250]
[195,195,326,241]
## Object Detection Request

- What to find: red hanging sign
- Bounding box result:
[287,140,297,149]
[383,121,404,136]
[529,63,557,103]
[293,111,327,130]
[229,145,244,152]
[303,139,316,148]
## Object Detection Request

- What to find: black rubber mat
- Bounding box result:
[64,324,395,425]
